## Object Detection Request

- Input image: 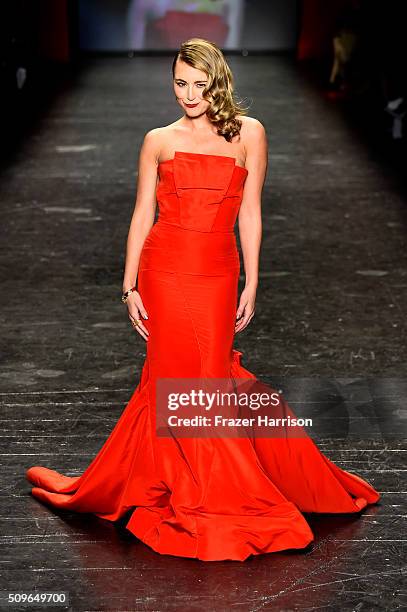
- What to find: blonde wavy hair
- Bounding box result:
[172,38,249,142]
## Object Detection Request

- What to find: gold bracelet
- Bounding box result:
[121,285,137,303]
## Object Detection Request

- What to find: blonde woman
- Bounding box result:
[26,38,380,562]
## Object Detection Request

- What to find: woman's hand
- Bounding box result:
[235,285,256,333]
[126,290,149,341]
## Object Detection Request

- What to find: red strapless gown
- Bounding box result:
[25,151,380,561]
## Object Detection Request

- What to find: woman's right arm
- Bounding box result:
[122,129,160,340]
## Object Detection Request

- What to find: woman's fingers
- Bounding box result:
[125,290,149,340]
[129,312,149,340]
[132,293,149,320]
[235,302,255,333]
[135,301,149,320]
[235,304,245,320]
[235,312,254,333]
[127,305,149,341]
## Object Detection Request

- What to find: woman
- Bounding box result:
[26,38,380,562]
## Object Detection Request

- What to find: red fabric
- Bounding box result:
[152,11,228,48]
[26,151,380,561]
[297,0,350,60]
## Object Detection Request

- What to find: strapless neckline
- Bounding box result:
[158,150,248,173]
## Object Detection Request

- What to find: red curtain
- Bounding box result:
[297,0,350,60]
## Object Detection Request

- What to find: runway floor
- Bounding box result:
[0,55,406,611]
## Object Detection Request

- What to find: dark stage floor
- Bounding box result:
[0,55,406,611]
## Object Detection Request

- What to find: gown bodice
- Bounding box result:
[138,151,249,275]
[156,151,248,233]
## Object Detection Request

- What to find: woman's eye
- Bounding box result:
[175,83,206,88]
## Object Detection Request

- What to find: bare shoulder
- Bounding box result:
[140,126,167,164]
[239,115,265,130]
[237,116,267,164]
[141,126,165,153]
[239,115,267,142]
[142,121,183,160]
[143,122,180,142]
[237,116,268,175]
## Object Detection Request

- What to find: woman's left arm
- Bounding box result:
[235,118,268,333]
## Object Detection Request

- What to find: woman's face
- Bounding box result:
[173,59,211,117]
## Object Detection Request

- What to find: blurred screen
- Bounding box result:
[79,0,298,51]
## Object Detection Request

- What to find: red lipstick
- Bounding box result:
[184,102,200,108]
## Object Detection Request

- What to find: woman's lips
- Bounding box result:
[184,102,200,108]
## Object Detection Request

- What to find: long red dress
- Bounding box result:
[25,151,380,561]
